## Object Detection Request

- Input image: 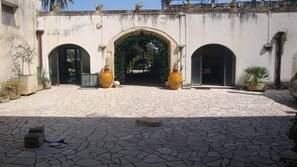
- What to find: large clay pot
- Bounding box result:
[247,82,266,91]
[168,69,182,90]
[99,67,113,88]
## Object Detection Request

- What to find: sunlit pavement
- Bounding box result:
[0,85,296,166]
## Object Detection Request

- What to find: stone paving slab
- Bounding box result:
[0,85,297,166]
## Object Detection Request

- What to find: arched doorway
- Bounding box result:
[114,31,169,86]
[192,44,236,86]
[48,44,90,85]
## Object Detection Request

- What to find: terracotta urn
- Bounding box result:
[168,68,182,90]
[99,67,113,88]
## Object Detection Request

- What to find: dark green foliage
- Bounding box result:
[244,66,270,84]
[114,33,169,85]
[280,115,297,167]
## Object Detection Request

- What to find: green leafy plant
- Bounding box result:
[244,66,270,85]
[163,0,172,9]
[96,3,103,10]
[135,2,144,8]
[115,34,168,84]
[183,0,191,9]
[1,78,21,91]
[37,69,50,84]
[280,115,297,167]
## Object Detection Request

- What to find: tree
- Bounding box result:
[42,0,74,11]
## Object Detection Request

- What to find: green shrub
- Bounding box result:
[1,78,21,91]
[244,66,270,85]
[280,115,297,167]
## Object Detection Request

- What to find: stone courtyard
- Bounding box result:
[0,85,297,167]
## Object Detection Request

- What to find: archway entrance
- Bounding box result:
[114,32,169,86]
[49,44,90,85]
[192,44,236,86]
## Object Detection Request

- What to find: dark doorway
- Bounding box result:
[49,44,90,85]
[192,44,236,86]
[114,32,169,86]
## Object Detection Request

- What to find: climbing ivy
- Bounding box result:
[114,33,169,85]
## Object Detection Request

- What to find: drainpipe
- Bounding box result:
[36,30,44,69]
[178,12,186,86]
[274,32,286,89]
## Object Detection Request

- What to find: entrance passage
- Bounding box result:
[192,44,236,86]
[49,44,90,85]
[115,32,169,86]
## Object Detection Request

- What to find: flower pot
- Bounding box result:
[0,90,10,103]
[99,67,113,88]
[43,81,51,90]
[38,84,43,91]
[247,82,266,91]
[0,96,9,103]
[8,88,21,100]
[18,75,38,95]
[168,69,182,90]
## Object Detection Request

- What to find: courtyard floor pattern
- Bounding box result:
[0,85,297,167]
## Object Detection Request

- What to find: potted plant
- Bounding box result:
[230,0,237,8]
[135,2,143,13]
[244,66,270,91]
[168,59,182,90]
[96,3,103,11]
[1,78,21,100]
[163,0,172,9]
[0,89,10,103]
[51,4,60,11]
[38,69,51,90]
[279,0,288,7]
[183,0,191,9]
[11,42,38,95]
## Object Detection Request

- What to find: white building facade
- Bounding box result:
[0,0,41,81]
[2,5,297,88]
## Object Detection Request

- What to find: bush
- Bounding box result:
[244,66,270,85]
[280,115,297,167]
[1,78,21,91]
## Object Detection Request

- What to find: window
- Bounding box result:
[2,3,16,26]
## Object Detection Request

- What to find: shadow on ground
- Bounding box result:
[0,115,296,167]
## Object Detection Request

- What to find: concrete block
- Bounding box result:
[135,117,162,127]
[24,133,43,148]
[24,126,45,148]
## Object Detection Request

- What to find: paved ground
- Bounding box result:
[0,85,297,167]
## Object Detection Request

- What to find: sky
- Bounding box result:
[66,0,163,11]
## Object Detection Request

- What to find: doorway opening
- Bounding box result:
[192,44,236,86]
[48,44,90,85]
[114,32,169,86]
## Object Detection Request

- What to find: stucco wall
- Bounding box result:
[184,12,297,86]
[37,10,297,86]
[0,0,40,82]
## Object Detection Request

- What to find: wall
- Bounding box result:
[0,0,41,82]
[37,9,297,87]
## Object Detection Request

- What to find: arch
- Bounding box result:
[48,44,90,85]
[105,26,180,73]
[191,44,236,86]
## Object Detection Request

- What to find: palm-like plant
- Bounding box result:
[42,0,74,11]
[244,66,270,85]
[163,0,172,9]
